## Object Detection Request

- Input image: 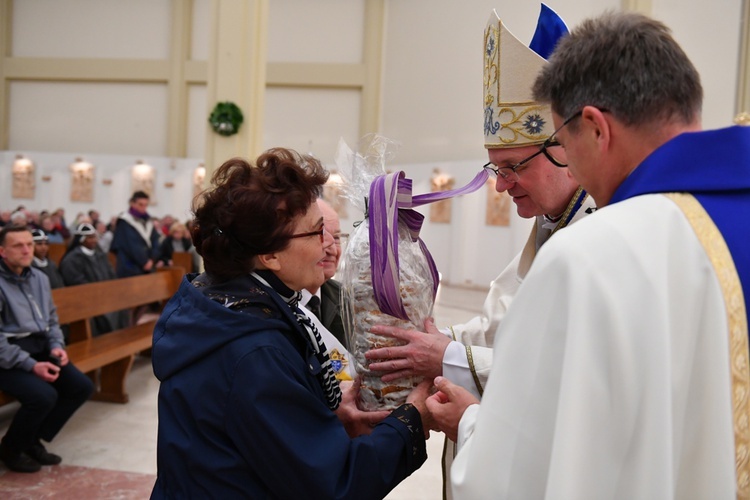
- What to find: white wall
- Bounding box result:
[11,0,171,59]
[8,0,740,163]
[0,151,200,223]
[651,0,743,130]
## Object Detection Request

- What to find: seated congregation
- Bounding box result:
[0,209,192,473]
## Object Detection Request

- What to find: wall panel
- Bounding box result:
[8,81,168,156]
[267,0,365,64]
[263,87,361,165]
[12,0,171,59]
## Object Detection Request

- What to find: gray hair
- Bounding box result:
[9,211,27,224]
[533,11,702,128]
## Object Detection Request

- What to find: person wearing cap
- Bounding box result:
[30,229,64,290]
[9,210,28,228]
[59,223,125,336]
[110,191,161,278]
[427,11,750,497]
[363,6,594,496]
[0,225,94,473]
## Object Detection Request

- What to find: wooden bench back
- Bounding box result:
[52,267,184,343]
[47,243,67,265]
[172,251,193,273]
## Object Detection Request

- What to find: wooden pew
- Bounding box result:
[0,268,184,406]
[107,251,117,270]
[172,251,194,273]
[47,242,67,266]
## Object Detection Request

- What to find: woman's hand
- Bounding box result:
[334,378,390,438]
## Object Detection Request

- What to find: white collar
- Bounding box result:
[300,288,322,307]
[119,211,154,247]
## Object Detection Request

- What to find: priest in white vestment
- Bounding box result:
[428,11,750,499]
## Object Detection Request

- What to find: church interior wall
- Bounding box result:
[0,0,744,288]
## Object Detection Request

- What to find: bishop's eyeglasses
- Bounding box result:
[483,110,582,183]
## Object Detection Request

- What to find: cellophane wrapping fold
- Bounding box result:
[336,135,435,411]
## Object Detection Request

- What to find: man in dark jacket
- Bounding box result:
[0,225,93,473]
[110,191,161,278]
[59,224,127,336]
[303,199,347,347]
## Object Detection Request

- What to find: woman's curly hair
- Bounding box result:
[191,148,328,281]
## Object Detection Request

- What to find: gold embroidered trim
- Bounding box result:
[465,345,484,397]
[448,325,458,341]
[551,187,587,236]
[484,23,499,104]
[665,192,750,498]
[441,435,451,500]
[447,326,484,396]
[484,19,552,147]
[485,105,552,145]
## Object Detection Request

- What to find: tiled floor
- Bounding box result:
[0,283,488,499]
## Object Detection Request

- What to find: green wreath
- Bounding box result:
[209,101,244,136]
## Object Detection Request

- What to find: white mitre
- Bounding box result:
[484,9,557,149]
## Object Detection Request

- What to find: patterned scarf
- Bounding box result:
[251,271,342,410]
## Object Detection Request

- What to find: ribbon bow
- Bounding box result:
[368,169,490,320]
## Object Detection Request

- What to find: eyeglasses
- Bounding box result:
[289,226,327,243]
[482,108,608,182]
[483,134,567,184]
[546,107,611,157]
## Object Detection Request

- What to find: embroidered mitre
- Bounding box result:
[484,4,568,149]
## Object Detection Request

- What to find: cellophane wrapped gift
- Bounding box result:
[336,135,437,411]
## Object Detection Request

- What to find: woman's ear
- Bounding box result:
[256,252,281,271]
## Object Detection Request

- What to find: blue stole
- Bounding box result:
[610,125,750,329]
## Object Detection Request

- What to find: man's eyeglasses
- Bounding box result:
[483,138,567,184]
[289,226,327,243]
[483,109,590,183]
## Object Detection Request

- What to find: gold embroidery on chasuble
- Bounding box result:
[665,192,750,498]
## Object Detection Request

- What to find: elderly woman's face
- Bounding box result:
[273,202,335,292]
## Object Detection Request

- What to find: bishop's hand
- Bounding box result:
[365,318,451,382]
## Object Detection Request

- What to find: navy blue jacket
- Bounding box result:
[151,273,426,499]
[110,214,160,277]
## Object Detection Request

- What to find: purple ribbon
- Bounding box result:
[368,169,490,320]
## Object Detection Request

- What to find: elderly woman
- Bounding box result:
[151,149,430,499]
[155,221,193,268]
